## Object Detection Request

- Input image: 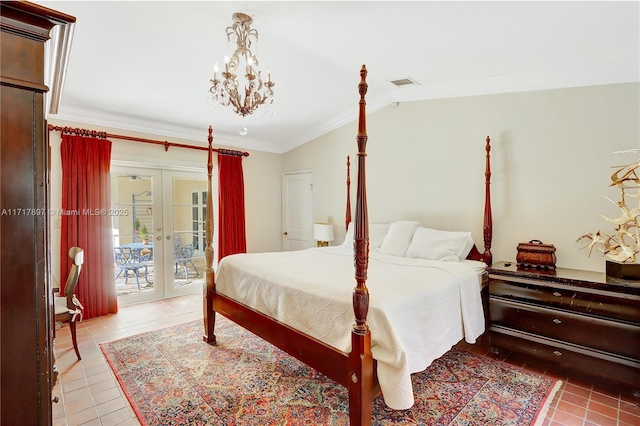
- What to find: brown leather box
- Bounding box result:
[516,240,557,269]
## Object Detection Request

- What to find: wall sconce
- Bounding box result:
[313,223,334,247]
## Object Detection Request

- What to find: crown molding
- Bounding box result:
[50,60,638,155]
[49,107,284,154]
[282,60,639,153]
[280,91,393,153]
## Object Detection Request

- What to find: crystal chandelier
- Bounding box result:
[209,12,275,128]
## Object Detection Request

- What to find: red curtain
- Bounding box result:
[218,153,246,261]
[60,135,117,319]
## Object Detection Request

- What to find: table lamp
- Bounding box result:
[313,223,334,247]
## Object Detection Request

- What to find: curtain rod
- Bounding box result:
[47,124,250,157]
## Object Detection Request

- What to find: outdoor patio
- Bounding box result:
[115,257,206,296]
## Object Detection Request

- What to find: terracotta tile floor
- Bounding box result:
[456,338,640,426]
[53,292,640,425]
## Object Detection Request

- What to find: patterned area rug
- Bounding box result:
[100,317,560,425]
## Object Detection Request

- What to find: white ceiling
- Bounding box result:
[35,1,639,154]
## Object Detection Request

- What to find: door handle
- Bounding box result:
[283,232,288,236]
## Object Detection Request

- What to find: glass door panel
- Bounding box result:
[110,167,164,304]
[164,173,208,297]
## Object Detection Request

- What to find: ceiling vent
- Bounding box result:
[389,77,420,87]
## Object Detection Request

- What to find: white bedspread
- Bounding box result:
[215,246,485,410]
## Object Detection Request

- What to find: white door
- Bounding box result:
[282,171,314,251]
[111,166,210,304]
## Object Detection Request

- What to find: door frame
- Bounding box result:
[111,161,210,304]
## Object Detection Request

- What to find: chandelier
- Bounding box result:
[209,12,275,130]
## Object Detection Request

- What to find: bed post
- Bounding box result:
[349,65,373,426]
[483,136,493,265]
[346,155,352,232]
[203,125,216,344]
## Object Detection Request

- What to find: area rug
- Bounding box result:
[100,317,560,425]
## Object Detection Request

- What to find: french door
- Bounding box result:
[111,165,211,305]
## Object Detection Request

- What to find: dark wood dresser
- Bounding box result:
[1,2,74,424]
[488,261,640,401]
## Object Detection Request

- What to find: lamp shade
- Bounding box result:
[313,223,335,242]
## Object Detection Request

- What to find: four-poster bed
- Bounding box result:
[202,65,493,426]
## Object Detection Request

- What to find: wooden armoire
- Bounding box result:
[0,2,74,424]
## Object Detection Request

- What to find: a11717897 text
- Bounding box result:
[1,208,129,216]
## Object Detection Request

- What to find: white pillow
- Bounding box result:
[370,224,390,250]
[378,221,420,256]
[406,227,475,261]
[342,223,389,250]
[342,222,354,247]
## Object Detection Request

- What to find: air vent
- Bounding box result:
[389,77,420,87]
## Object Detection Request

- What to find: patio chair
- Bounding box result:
[173,234,182,254]
[174,242,199,279]
[114,246,151,290]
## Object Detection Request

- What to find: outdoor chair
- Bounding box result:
[173,234,182,254]
[174,242,199,279]
[114,246,151,290]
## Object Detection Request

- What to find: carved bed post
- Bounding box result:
[483,136,493,265]
[203,126,216,344]
[346,155,352,232]
[349,65,373,426]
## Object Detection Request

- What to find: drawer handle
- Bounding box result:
[553,318,562,324]
[552,292,561,297]
[553,350,562,356]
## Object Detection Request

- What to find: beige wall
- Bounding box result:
[47,82,639,286]
[48,119,282,287]
[283,83,640,272]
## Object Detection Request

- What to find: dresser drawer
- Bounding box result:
[490,277,640,324]
[490,326,640,400]
[490,298,640,359]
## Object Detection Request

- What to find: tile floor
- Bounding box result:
[52,292,640,425]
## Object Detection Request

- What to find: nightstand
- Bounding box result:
[488,261,640,401]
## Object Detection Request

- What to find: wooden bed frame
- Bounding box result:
[202,65,493,426]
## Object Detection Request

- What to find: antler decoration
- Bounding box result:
[577,149,640,263]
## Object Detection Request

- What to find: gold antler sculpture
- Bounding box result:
[577,149,640,263]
